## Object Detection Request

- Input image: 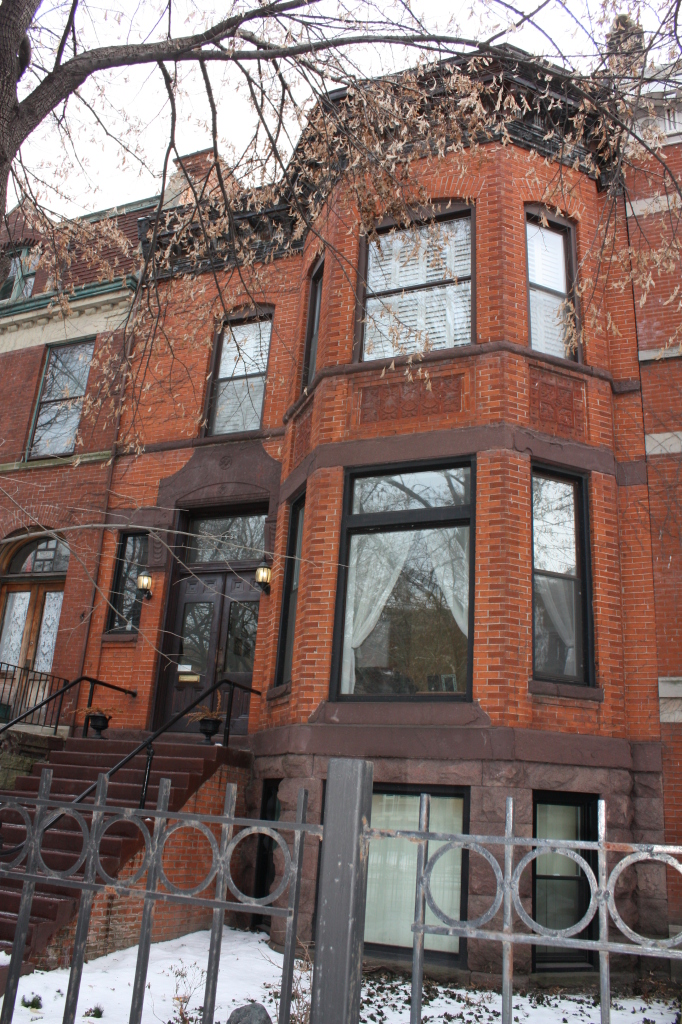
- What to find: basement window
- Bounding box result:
[209,317,272,434]
[29,340,94,458]
[362,212,472,359]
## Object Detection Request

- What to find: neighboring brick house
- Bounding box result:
[0,55,681,981]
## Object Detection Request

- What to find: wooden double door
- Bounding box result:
[160,571,261,734]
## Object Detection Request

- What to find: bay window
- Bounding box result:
[335,464,473,699]
[302,260,323,390]
[362,212,472,360]
[209,317,272,434]
[365,786,468,964]
[277,497,305,687]
[532,470,592,685]
[526,212,577,360]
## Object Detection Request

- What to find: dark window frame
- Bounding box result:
[532,790,598,972]
[353,202,476,362]
[27,337,96,461]
[364,782,470,970]
[274,493,306,688]
[106,532,149,634]
[329,457,476,703]
[302,256,324,392]
[203,307,275,438]
[525,204,582,364]
[181,505,270,571]
[531,464,594,688]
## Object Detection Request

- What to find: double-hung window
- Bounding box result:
[0,248,37,303]
[302,260,323,390]
[362,212,472,360]
[365,785,468,964]
[532,471,591,685]
[533,792,597,970]
[335,464,473,699]
[107,533,149,633]
[210,317,272,434]
[526,213,577,359]
[30,341,94,458]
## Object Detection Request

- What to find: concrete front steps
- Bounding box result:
[0,733,248,993]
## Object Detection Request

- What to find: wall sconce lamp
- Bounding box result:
[137,573,153,600]
[255,562,272,594]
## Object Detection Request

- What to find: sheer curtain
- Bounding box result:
[340,531,414,694]
[535,576,576,674]
[423,527,470,636]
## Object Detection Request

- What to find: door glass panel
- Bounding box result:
[34,592,64,673]
[179,602,214,674]
[0,592,30,665]
[365,793,463,954]
[225,602,259,673]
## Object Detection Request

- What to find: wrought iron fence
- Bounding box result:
[0,663,70,732]
[365,795,682,1024]
[0,768,320,1024]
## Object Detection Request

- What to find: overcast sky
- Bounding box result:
[15,0,654,221]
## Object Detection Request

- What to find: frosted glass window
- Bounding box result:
[34,592,63,673]
[211,320,271,434]
[0,592,30,666]
[30,341,94,457]
[364,216,471,359]
[526,220,573,359]
[532,474,584,683]
[365,792,464,954]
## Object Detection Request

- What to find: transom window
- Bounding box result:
[336,465,473,699]
[532,472,590,684]
[210,318,272,434]
[187,514,267,564]
[6,538,70,576]
[29,341,94,458]
[526,215,576,360]
[362,213,472,360]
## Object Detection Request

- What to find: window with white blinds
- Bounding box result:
[210,318,272,434]
[526,219,575,360]
[363,215,472,360]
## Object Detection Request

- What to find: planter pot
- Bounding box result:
[88,712,110,738]
[198,717,221,744]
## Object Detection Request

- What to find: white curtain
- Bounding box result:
[340,531,414,694]
[535,576,576,674]
[423,527,470,637]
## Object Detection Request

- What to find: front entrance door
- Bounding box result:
[164,572,260,734]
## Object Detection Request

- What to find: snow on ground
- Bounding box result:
[0,928,678,1024]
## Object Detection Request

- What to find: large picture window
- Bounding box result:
[526,213,577,360]
[532,471,591,685]
[365,786,468,964]
[30,341,94,458]
[209,318,272,434]
[362,213,472,360]
[533,792,597,970]
[107,533,149,633]
[335,464,473,699]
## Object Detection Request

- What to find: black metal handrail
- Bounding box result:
[0,670,137,738]
[0,675,261,857]
[0,663,70,735]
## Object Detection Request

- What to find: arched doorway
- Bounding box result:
[0,536,70,722]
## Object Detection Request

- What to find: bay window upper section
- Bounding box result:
[361,211,472,361]
[208,317,272,435]
[526,211,578,361]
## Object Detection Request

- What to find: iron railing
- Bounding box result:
[0,769,317,1024]
[0,666,137,738]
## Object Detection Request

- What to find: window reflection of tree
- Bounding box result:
[189,515,266,563]
[225,602,259,673]
[179,602,213,673]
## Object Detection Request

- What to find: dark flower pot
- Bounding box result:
[199,717,221,744]
[88,712,109,738]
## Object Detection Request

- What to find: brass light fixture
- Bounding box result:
[255,562,272,593]
[136,572,153,600]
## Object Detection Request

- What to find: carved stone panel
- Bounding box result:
[529,367,586,441]
[358,374,464,426]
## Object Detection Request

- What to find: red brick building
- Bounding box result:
[1,60,681,980]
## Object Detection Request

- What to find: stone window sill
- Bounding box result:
[529,679,604,702]
[101,632,138,645]
[266,681,291,702]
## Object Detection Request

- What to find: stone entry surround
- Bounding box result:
[250,704,666,981]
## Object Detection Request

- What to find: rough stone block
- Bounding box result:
[227,1005,273,1024]
[632,796,665,831]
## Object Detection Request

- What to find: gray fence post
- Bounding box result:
[310,758,373,1024]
